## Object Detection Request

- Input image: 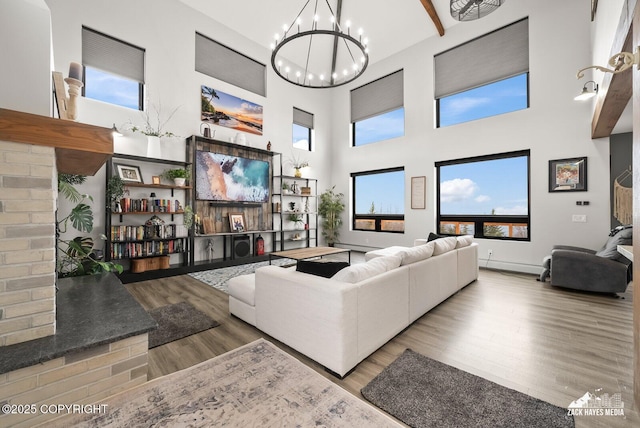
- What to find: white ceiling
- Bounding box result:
[179,0,458,68]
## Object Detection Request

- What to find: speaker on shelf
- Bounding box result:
[232,234,251,259]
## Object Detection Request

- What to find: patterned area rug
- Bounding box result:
[47,339,402,427]
[147,301,220,348]
[188,259,295,293]
[362,349,574,428]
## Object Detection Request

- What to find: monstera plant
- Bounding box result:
[57,174,122,277]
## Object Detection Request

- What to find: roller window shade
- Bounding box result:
[293,108,314,129]
[434,18,528,99]
[195,32,266,97]
[351,70,404,123]
[82,27,145,83]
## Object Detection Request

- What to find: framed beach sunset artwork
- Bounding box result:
[201,85,263,135]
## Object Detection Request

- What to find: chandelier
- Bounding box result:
[270,0,369,89]
[450,0,506,22]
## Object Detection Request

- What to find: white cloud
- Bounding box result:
[493,205,528,215]
[445,96,491,117]
[241,102,263,114]
[475,195,490,203]
[441,178,478,202]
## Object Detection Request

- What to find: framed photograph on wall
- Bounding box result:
[549,157,587,192]
[229,212,246,232]
[114,163,144,183]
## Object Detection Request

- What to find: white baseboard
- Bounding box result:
[479,258,542,275]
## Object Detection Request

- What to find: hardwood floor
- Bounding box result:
[125,262,637,428]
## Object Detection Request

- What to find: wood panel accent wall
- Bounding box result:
[191,137,273,234]
[633,0,640,411]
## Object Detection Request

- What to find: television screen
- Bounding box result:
[195,151,270,203]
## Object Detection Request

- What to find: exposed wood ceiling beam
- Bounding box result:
[590,0,636,138]
[419,0,445,36]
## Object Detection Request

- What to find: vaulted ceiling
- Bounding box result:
[179,0,458,67]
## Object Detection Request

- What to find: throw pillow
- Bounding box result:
[455,235,474,248]
[296,260,350,278]
[432,236,458,255]
[427,232,446,242]
[332,255,401,283]
[398,242,435,265]
[596,227,632,259]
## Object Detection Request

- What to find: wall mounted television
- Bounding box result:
[195,150,270,203]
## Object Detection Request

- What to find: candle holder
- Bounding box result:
[63,77,83,121]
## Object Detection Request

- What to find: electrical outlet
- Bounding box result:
[488,249,493,257]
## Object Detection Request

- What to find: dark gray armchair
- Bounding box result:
[539,226,632,293]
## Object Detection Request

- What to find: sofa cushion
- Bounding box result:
[398,242,435,265]
[332,255,401,283]
[228,273,256,306]
[455,235,474,248]
[296,260,350,278]
[432,236,458,255]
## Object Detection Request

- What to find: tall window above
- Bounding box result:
[352,168,405,233]
[195,32,266,97]
[293,107,314,151]
[351,70,404,146]
[82,27,145,110]
[435,18,529,127]
[436,150,530,240]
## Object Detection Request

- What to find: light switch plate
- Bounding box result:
[572,214,587,223]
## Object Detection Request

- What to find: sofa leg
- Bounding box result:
[324,366,355,379]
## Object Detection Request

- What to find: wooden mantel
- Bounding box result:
[0,108,113,175]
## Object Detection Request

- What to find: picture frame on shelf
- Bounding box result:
[152,176,161,185]
[549,157,587,192]
[114,163,144,183]
[229,212,246,233]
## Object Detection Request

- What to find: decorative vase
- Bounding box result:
[173,178,186,187]
[294,168,302,178]
[146,135,162,158]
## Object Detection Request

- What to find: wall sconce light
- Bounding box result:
[574,81,598,101]
[577,47,640,78]
[111,123,122,137]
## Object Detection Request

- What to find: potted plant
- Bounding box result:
[287,153,310,178]
[125,98,180,158]
[162,168,191,186]
[318,185,345,247]
[106,176,125,211]
[282,181,291,194]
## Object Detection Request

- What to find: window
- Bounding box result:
[436,150,530,240]
[352,168,405,233]
[435,18,529,127]
[82,27,144,110]
[293,107,313,151]
[195,32,266,97]
[351,70,404,146]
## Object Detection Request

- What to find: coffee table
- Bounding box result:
[269,247,351,265]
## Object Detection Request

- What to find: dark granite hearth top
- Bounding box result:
[0,273,157,375]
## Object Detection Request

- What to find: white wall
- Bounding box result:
[44,0,333,260]
[329,0,610,273]
[0,0,52,116]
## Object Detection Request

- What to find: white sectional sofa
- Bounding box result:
[228,236,478,377]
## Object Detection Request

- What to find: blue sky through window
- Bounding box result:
[354,108,404,146]
[355,170,405,215]
[292,123,310,150]
[439,155,528,216]
[84,67,140,110]
[438,74,528,127]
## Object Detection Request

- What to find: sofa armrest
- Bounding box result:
[551,249,628,292]
[414,238,429,246]
[254,266,359,376]
[552,245,596,254]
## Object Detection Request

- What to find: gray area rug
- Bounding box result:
[147,301,220,348]
[188,258,295,293]
[47,339,401,427]
[361,349,574,428]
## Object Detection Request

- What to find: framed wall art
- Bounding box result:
[411,176,426,209]
[114,163,144,183]
[549,157,587,192]
[229,212,247,232]
[201,85,263,136]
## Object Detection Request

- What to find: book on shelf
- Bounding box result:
[110,224,181,241]
[118,198,181,213]
[110,239,183,259]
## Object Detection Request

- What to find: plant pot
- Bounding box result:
[294,168,302,178]
[173,178,186,187]
[146,135,162,158]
